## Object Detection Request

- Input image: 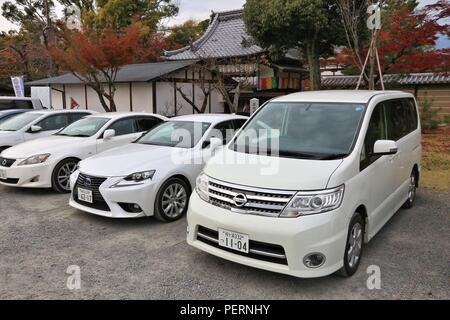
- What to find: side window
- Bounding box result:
[210,120,235,144]
[385,99,409,140]
[107,118,136,136]
[404,98,418,132]
[360,103,387,171]
[36,114,69,131]
[232,119,247,130]
[135,117,163,132]
[69,113,89,124]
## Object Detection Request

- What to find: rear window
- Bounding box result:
[0,99,33,110]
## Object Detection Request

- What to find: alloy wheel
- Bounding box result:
[161,183,187,218]
[408,173,416,204]
[57,162,77,191]
[347,222,363,268]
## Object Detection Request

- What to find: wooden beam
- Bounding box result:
[84,85,88,110]
[129,82,133,111]
[62,84,67,109]
[173,80,177,116]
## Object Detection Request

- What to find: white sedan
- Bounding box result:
[0,112,167,192]
[0,110,95,153]
[69,114,248,221]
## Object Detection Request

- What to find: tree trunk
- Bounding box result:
[305,40,321,91]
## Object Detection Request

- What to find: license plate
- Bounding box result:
[77,188,93,203]
[0,169,6,180]
[218,228,249,253]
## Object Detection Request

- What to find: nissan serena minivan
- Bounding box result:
[187,90,421,278]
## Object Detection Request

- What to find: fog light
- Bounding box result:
[303,253,326,268]
[30,176,39,182]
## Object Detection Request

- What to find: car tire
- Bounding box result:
[154,177,190,222]
[402,170,417,209]
[51,158,79,193]
[336,213,365,277]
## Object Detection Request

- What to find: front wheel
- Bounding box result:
[52,158,79,193]
[337,213,365,277]
[154,177,190,222]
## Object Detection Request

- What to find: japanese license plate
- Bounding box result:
[77,188,93,203]
[218,228,249,253]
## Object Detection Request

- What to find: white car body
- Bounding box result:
[0,110,94,151]
[69,114,248,218]
[187,90,422,278]
[0,112,166,189]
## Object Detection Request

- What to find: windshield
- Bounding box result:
[232,102,366,159]
[0,113,43,131]
[57,117,109,137]
[137,121,211,148]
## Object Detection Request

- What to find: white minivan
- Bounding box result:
[187,90,421,278]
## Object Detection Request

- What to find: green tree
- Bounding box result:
[244,0,343,90]
[167,19,208,47]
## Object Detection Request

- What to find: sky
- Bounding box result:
[0,0,448,48]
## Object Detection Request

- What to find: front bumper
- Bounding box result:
[0,162,53,188]
[69,171,158,218]
[187,191,349,278]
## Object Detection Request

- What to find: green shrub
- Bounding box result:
[420,96,441,130]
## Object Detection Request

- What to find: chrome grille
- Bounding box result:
[0,157,15,168]
[207,177,295,217]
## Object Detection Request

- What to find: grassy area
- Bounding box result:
[421,125,450,190]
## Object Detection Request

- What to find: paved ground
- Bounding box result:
[0,185,448,300]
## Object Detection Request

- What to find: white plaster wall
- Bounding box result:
[131,83,152,112]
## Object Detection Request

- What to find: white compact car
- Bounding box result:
[187,90,421,278]
[69,114,248,221]
[0,112,166,192]
[0,110,94,153]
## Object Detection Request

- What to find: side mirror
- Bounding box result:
[209,137,223,151]
[103,129,116,140]
[30,125,42,133]
[373,140,398,155]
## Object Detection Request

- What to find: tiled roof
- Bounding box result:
[165,9,265,60]
[26,60,198,85]
[321,73,450,89]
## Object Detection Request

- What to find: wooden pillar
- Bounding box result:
[84,85,88,110]
[209,82,212,113]
[173,80,177,116]
[192,69,195,114]
[62,84,67,109]
[129,82,133,111]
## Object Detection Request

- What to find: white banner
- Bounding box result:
[11,76,25,97]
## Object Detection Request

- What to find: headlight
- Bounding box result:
[195,172,209,202]
[280,185,345,217]
[110,170,156,188]
[18,154,50,166]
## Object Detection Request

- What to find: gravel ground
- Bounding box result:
[0,185,448,299]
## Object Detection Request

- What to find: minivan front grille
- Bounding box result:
[0,157,15,168]
[207,177,295,217]
[196,226,288,265]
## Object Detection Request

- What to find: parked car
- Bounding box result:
[187,90,421,278]
[69,114,248,220]
[0,110,95,153]
[0,109,31,125]
[0,97,44,110]
[0,112,166,192]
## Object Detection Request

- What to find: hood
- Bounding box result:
[204,149,343,191]
[1,135,87,159]
[79,143,183,177]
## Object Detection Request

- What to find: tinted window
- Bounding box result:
[107,118,135,136]
[69,113,90,123]
[135,117,162,132]
[385,99,410,140]
[404,98,418,132]
[360,103,387,171]
[210,120,235,144]
[0,99,33,110]
[233,119,247,130]
[36,114,69,131]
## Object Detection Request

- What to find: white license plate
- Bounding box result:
[77,188,93,203]
[218,228,249,253]
[0,169,6,180]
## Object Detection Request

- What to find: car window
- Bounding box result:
[36,114,70,131]
[360,103,387,171]
[135,116,163,132]
[0,113,43,131]
[107,118,136,136]
[69,113,90,123]
[385,99,410,141]
[404,98,418,133]
[0,99,33,110]
[209,120,235,144]
[0,113,19,125]
[57,117,110,137]
[232,119,247,130]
